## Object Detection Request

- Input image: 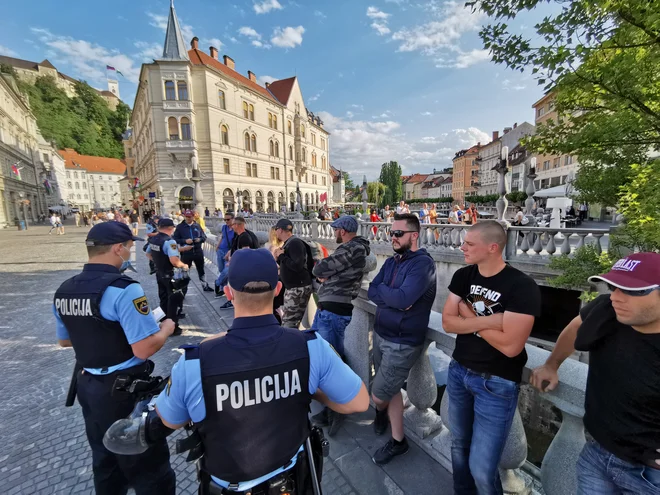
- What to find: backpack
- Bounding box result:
[245,229,260,248]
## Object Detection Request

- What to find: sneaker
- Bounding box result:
[372,438,409,466]
[214,287,224,298]
[219,301,233,309]
[149,268,157,275]
[202,284,214,292]
[172,326,183,336]
[374,407,389,436]
[311,408,330,427]
[178,313,186,320]
[328,411,345,437]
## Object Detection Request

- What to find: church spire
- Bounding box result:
[161,0,189,61]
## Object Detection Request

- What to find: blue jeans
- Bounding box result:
[577,439,660,494]
[215,249,228,288]
[447,360,519,495]
[311,309,352,358]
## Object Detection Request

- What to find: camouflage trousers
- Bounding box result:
[281,285,313,329]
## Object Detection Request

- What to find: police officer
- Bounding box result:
[173,209,213,292]
[146,218,189,336]
[106,249,370,493]
[54,221,176,495]
[144,215,159,275]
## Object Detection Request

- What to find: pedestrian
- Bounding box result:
[48,212,58,234]
[370,209,380,235]
[420,203,430,224]
[75,211,81,227]
[129,209,140,236]
[218,215,260,309]
[396,200,405,214]
[272,218,314,329]
[430,203,438,224]
[146,218,190,335]
[531,253,660,494]
[105,249,370,493]
[442,220,541,494]
[579,202,588,221]
[311,215,371,435]
[56,214,65,235]
[449,205,461,224]
[367,213,437,465]
[214,213,235,297]
[83,213,90,227]
[172,210,213,292]
[144,215,160,275]
[107,210,115,221]
[465,203,479,225]
[53,222,176,494]
[204,206,210,218]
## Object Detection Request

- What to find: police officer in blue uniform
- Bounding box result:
[105,249,369,494]
[144,215,160,275]
[173,210,213,291]
[146,218,189,335]
[54,221,176,495]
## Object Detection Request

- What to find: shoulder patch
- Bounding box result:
[132,295,149,315]
[165,376,172,396]
[170,242,178,250]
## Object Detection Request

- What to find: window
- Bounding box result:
[66,171,71,178]
[543,160,550,171]
[553,157,560,168]
[302,147,307,163]
[312,153,317,166]
[81,172,85,178]
[249,104,254,121]
[250,134,257,152]
[181,117,191,140]
[244,132,251,150]
[564,155,573,166]
[243,102,249,119]
[289,145,293,160]
[270,140,275,157]
[300,125,305,138]
[84,194,88,199]
[321,156,326,170]
[98,175,102,180]
[272,115,277,130]
[275,141,279,158]
[311,133,316,146]
[218,90,226,109]
[268,113,273,128]
[221,125,229,145]
[288,121,292,134]
[290,170,294,181]
[177,81,188,100]
[165,81,176,100]
[67,181,72,188]
[271,166,276,179]
[252,163,258,177]
[321,138,326,150]
[223,158,230,174]
[537,106,545,118]
[246,162,252,176]
[83,182,87,189]
[74,172,78,179]
[276,168,280,180]
[305,173,308,183]
[75,183,80,190]
[168,117,179,140]
[312,174,317,185]
[322,176,326,186]
[77,194,81,199]
[127,148,133,157]
[100,186,105,192]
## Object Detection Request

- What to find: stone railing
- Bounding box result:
[344,291,588,495]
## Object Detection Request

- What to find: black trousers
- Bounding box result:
[182,252,206,287]
[156,272,185,323]
[76,369,175,495]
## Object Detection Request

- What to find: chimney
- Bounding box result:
[492,131,499,141]
[503,126,512,134]
[191,37,199,49]
[265,82,271,88]
[223,55,235,70]
[248,70,256,83]
[514,122,518,128]
[209,46,218,60]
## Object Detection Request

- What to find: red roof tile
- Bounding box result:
[188,49,281,105]
[267,77,296,105]
[60,148,126,175]
[405,174,428,184]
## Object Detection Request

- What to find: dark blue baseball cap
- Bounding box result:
[330,215,358,233]
[85,222,143,246]
[228,249,279,292]
[158,218,175,228]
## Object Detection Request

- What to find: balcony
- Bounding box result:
[165,139,195,150]
[163,100,193,111]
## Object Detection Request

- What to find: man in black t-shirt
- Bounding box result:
[442,220,541,495]
[218,216,259,308]
[531,252,660,493]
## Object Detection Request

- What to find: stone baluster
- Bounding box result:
[575,233,587,250]
[505,229,518,260]
[541,408,586,495]
[404,340,443,438]
[343,298,374,387]
[309,212,319,240]
[450,227,461,248]
[520,231,530,254]
[560,232,572,255]
[533,232,544,255]
[592,233,604,254]
[496,146,510,222]
[546,231,558,255]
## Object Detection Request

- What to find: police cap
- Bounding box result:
[158,218,175,228]
[274,218,293,231]
[86,222,143,246]
[228,249,278,292]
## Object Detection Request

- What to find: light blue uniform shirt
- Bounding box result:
[156,332,362,491]
[54,282,160,375]
[145,241,180,257]
[145,223,156,235]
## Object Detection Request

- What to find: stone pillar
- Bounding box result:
[344,299,373,388]
[309,211,319,240]
[191,150,204,215]
[495,146,509,222]
[404,340,443,438]
[541,410,585,495]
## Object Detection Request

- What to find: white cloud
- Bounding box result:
[346,111,355,119]
[0,45,18,57]
[238,26,262,39]
[252,40,272,49]
[371,22,391,35]
[366,6,390,19]
[314,10,327,19]
[367,6,392,36]
[308,91,323,103]
[134,41,162,61]
[203,38,223,50]
[147,12,194,44]
[253,0,283,14]
[350,104,364,110]
[502,78,527,91]
[258,75,277,85]
[30,28,141,84]
[450,49,490,69]
[271,26,305,48]
[421,111,433,116]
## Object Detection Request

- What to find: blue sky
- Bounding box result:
[1,0,553,180]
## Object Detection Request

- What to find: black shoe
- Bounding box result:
[311,408,330,427]
[220,301,233,309]
[328,411,345,437]
[172,326,183,336]
[149,269,157,275]
[214,286,224,298]
[178,313,186,319]
[372,438,409,466]
[202,284,214,292]
[374,407,389,436]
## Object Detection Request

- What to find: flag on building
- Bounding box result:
[116,69,124,77]
[132,177,140,189]
[11,162,22,180]
[43,179,52,195]
[320,192,328,203]
[106,65,116,71]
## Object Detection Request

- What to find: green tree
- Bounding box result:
[468,0,660,208]
[616,160,660,251]
[548,245,617,302]
[378,161,403,208]
[343,172,355,191]
[366,182,386,205]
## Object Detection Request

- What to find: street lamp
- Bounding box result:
[18,192,28,230]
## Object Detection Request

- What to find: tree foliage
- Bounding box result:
[366,182,386,205]
[468,0,660,209]
[548,245,618,302]
[17,76,130,158]
[378,161,403,208]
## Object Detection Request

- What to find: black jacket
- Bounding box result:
[277,236,313,289]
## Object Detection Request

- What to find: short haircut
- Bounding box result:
[393,213,420,233]
[87,241,128,258]
[231,282,275,310]
[469,220,507,252]
[225,212,235,219]
[233,215,246,225]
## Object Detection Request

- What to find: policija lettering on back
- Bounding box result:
[55,297,92,316]
[215,370,302,411]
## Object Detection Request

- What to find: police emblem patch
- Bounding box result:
[166,377,172,396]
[170,242,177,251]
[132,296,149,315]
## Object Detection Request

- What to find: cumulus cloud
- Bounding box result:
[271,26,305,48]
[238,26,261,39]
[421,111,433,116]
[204,38,223,50]
[366,6,390,19]
[253,0,283,14]
[258,74,278,85]
[134,41,162,62]
[308,91,323,103]
[367,6,392,36]
[502,78,527,91]
[0,45,18,57]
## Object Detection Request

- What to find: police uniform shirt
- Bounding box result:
[145,223,156,235]
[145,240,181,258]
[54,267,160,375]
[156,315,362,491]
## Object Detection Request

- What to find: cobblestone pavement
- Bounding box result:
[0,222,359,495]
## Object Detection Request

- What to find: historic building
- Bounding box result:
[128,1,331,215]
[452,144,481,203]
[38,136,69,214]
[0,73,47,227]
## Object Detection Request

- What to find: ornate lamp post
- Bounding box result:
[157,184,165,215]
[361,175,368,214]
[190,150,204,215]
[524,157,537,223]
[236,188,243,213]
[493,145,510,222]
[295,182,302,213]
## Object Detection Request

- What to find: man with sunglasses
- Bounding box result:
[368,213,437,465]
[531,253,660,493]
[214,213,235,298]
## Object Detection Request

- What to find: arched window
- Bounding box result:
[164,81,176,100]
[218,90,226,109]
[100,185,105,192]
[312,153,317,166]
[268,113,273,128]
[251,134,257,152]
[289,145,293,160]
[180,117,191,140]
[77,194,81,199]
[74,172,78,179]
[221,125,229,145]
[243,102,249,119]
[249,104,255,121]
[272,115,277,130]
[75,183,80,190]
[168,117,179,140]
[322,156,326,169]
[244,132,250,150]
[300,125,305,138]
[275,141,279,158]
[177,81,188,100]
[83,182,87,189]
[302,147,307,163]
[269,140,275,157]
[288,121,292,134]
[67,181,72,188]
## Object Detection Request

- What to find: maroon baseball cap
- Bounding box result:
[588,253,660,290]
[184,209,194,217]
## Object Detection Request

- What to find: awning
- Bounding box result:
[533,184,578,198]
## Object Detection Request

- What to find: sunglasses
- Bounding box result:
[224,218,233,221]
[391,230,417,238]
[606,283,659,297]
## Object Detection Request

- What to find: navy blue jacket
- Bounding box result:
[172,221,206,255]
[368,249,436,346]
